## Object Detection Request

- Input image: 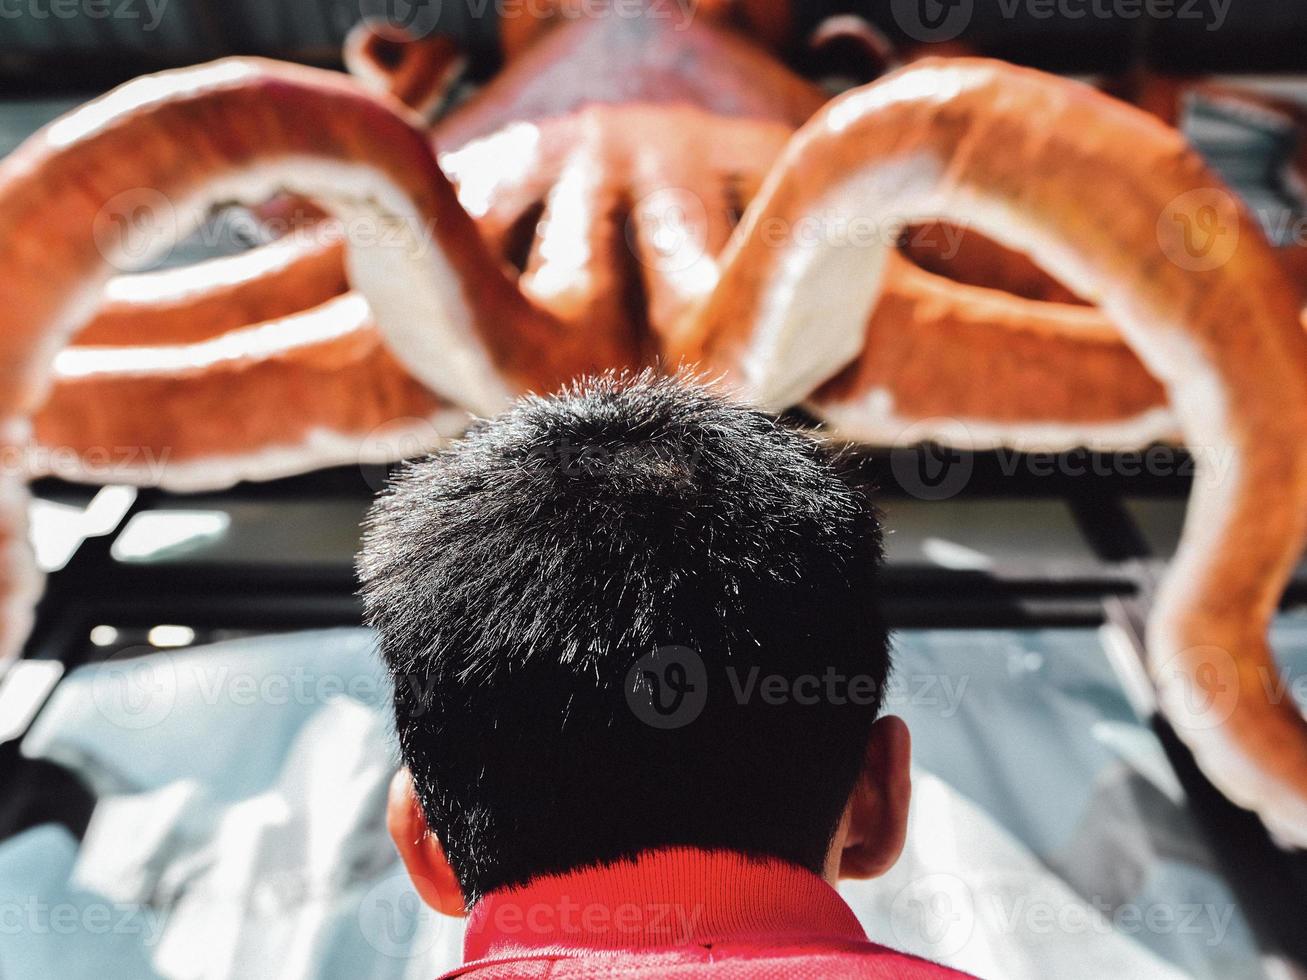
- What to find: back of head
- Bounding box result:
[359,371,890,902]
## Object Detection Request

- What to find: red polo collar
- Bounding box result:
[461,847,867,961]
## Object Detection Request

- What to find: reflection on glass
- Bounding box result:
[28,486,136,572]
[840,627,1264,980]
[7,625,1288,980]
[109,501,367,567]
[880,499,1094,573]
[110,510,231,563]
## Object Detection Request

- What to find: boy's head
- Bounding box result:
[359,372,908,911]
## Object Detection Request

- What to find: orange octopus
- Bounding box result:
[2,0,1307,852]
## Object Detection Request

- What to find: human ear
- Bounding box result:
[386,767,466,916]
[837,714,912,880]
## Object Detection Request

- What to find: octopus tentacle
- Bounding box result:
[816,254,1176,449]
[0,476,36,669]
[34,295,463,492]
[76,231,349,346]
[0,57,575,417]
[622,109,793,345]
[343,21,466,121]
[0,57,582,660]
[684,58,1307,844]
[514,117,645,369]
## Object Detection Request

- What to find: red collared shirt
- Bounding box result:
[440,848,974,978]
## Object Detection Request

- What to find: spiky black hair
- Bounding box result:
[359,371,890,901]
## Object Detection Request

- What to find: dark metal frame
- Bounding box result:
[6,1,1307,95]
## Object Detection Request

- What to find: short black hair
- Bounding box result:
[359,371,890,902]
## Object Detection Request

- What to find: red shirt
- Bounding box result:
[440,848,974,978]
